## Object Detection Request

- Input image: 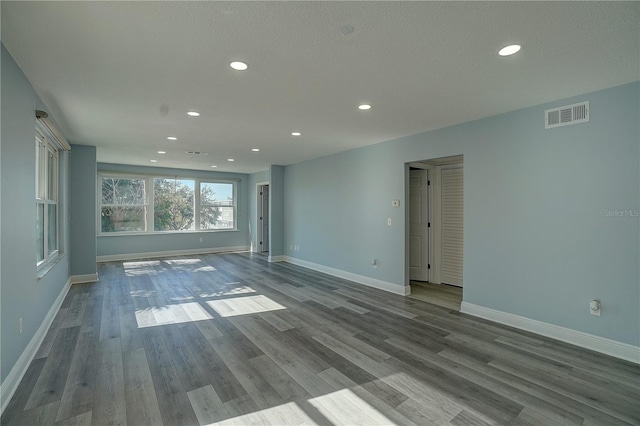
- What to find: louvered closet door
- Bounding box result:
[441,167,463,286]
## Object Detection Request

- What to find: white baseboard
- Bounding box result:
[69,273,98,284]
[96,246,250,263]
[1,277,72,415]
[268,255,285,263]
[460,302,640,364]
[283,256,409,296]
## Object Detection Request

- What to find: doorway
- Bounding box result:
[257,183,269,253]
[409,169,429,281]
[406,155,463,309]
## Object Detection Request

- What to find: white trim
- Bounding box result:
[460,302,640,364]
[1,278,72,415]
[96,245,250,263]
[37,112,71,151]
[69,273,99,284]
[283,256,409,296]
[268,255,285,263]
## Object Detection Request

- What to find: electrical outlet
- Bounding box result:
[387,218,392,226]
[590,300,601,316]
[372,259,378,269]
[19,317,23,334]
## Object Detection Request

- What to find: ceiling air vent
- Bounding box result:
[545,101,589,129]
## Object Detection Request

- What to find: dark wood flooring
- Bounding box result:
[2,252,639,425]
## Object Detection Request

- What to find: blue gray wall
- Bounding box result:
[96,163,250,257]
[284,82,640,346]
[269,165,285,257]
[248,170,269,252]
[70,145,96,275]
[1,45,71,382]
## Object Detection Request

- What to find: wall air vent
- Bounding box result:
[545,101,589,129]
[185,151,208,155]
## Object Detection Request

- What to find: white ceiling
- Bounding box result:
[2,1,639,174]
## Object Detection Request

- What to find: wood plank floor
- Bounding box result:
[3,253,639,425]
[409,282,463,311]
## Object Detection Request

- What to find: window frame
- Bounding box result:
[36,127,60,270]
[97,172,238,235]
[197,180,237,231]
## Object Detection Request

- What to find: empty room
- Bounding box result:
[1,2,639,425]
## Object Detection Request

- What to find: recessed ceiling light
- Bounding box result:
[157,151,166,154]
[251,148,260,152]
[230,61,249,71]
[227,158,235,162]
[291,132,302,136]
[498,44,522,56]
[187,111,200,117]
[167,136,177,141]
[211,165,218,168]
[358,104,372,110]
[150,159,158,163]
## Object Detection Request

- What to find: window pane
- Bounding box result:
[101,206,146,232]
[36,142,41,197]
[201,206,234,229]
[101,178,146,205]
[201,182,234,206]
[48,204,57,254]
[37,204,45,262]
[154,179,195,231]
[47,150,56,200]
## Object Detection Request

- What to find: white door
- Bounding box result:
[441,166,463,286]
[409,169,429,281]
[260,185,269,252]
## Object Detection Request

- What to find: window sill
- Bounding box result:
[97,229,239,237]
[37,253,66,280]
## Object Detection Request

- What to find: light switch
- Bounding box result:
[387,218,392,226]
[392,200,400,207]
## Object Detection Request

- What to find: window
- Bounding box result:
[200,182,235,230]
[154,178,195,231]
[99,174,237,234]
[101,177,147,232]
[36,129,59,267]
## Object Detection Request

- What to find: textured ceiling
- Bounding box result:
[2,1,639,173]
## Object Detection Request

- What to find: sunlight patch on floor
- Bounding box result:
[135,301,214,328]
[193,266,217,272]
[308,388,395,425]
[207,295,286,317]
[199,284,256,298]
[123,260,161,268]
[129,289,156,298]
[123,260,161,276]
[209,401,316,425]
[163,258,202,265]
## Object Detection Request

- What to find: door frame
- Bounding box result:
[409,168,430,282]
[256,182,269,253]
[406,162,441,285]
